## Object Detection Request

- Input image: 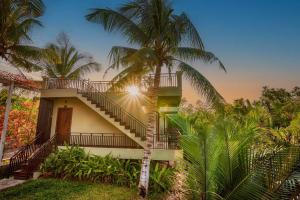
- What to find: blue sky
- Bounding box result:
[29,0,300,103]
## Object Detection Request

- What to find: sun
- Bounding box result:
[126,85,140,96]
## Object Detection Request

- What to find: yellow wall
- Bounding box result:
[50,98,122,137]
[58,146,183,161]
[107,93,148,124]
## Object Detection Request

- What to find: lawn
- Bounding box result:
[0,178,146,200]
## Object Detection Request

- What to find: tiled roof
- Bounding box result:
[0,70,41,91]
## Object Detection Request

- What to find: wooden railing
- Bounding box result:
[57,133,141,149]
[25,135,57,172]
[8,134,43,173]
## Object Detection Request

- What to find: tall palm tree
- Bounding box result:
[40,33,100,79]
[86,0,225,196]
[0,0,45,71]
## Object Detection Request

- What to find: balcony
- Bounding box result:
[42,72,181,94]
[56,131,180,150]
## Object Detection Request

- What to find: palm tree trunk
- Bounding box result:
[138,65,161,197]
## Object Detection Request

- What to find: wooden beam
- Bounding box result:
[0,82,14,165]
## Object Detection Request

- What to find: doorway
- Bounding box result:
[56,107,73,144]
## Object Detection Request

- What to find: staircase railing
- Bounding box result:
[78,81,147,140]
[9,133,43,173]
[25,135,57,172]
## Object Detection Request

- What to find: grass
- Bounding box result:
[0,178,144,200]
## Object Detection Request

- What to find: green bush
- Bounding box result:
[40,146,175,193]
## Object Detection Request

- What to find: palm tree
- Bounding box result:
[0,0,45,71]
[86,0,225,196]
[40,33,100,79]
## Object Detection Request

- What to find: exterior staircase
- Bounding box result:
[42,77,181,149]
[9,135,56,180]
[73,81,148,148]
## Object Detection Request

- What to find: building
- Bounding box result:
[36,72,183,161]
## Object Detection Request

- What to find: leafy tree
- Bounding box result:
[0,0,45,71]
[0,99,38,149]
[260,86,300,128]
[86,0,225,195]
[40,33,101,79]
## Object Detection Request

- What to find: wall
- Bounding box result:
[58,146,183,161]
[50,98,122,137]
[107,93,148,124]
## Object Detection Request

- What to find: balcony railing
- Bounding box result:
[42,72,181,93]
[56,131,180,150]
[57,133,142,149]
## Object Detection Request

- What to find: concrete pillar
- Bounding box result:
[0,82,14,165]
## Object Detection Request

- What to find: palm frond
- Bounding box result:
[14,0,45,17]
[174,47,226,72]
[176,59,225,107]
[107,46,138,72]
[85,8,146,45]
[40,33,100,79]
[177,12,204,49]
[67,62,101,79]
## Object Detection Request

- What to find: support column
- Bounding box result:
[0,82,14,165]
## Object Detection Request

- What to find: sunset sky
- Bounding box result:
[2,0,300,103]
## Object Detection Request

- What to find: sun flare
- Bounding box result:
[126,85,140,96]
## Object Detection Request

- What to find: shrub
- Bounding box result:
[40,146,175,193]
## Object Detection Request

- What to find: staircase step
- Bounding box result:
[13,169,33,180]
[114,118,121,122]
[130,129,135,133]
[125,125,130,129]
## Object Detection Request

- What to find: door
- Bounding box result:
[36,98,54,144]
[56,107,73,145]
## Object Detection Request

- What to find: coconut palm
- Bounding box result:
[0,0,45,71]
[86,0,225,196]
[40,33,100,79]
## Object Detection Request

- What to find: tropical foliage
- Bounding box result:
[40,146,175,194]
[0,90,38,149]
[0,0,45,71]
[171,86,300,199]
[40,33,101,79]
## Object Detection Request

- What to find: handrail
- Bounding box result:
[25,135,57,172]
[8,133,43,173]
[79,81,147,140]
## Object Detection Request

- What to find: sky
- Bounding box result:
[3,0,300,103]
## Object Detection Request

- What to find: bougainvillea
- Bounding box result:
[0,100,38,149]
